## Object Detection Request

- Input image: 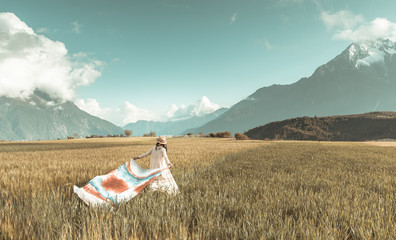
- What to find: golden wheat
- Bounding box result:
[1,138,395,239]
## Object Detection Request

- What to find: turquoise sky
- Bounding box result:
[2,0,396,123]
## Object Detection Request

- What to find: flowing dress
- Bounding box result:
[138,146,179,195]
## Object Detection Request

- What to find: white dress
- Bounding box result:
[138,146,179,195]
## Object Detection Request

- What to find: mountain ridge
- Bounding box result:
[0,91,123,141]
[188,39,396,134]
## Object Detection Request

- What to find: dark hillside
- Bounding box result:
[245,112,396,141]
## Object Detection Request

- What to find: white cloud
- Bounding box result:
[71,21,82,34]
[321,10,364,30]
[121,102,159,125]
[321,10,396,42]
[166,96,221,121]
[264,39,272,50]
[75,98,111,118]
[75,96,221,126]
[75,99,158,126]
[192,96,221,116]
[253,37,273,50]
[230,13,238,24]
[0,12,103,101]
[335,18,396,42]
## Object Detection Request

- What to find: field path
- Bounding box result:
[364,141,396,147]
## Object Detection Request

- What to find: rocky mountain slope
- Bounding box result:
[189,39,396,134]
[0,91,123,141]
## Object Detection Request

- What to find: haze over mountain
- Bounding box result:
[189,39,396,134]
[0,91,123,141]
[123,108,228,136]
[120,96,225,136]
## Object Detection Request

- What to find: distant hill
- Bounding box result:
[123,108,228,136]
[189,39,396,134]
[245,112,396,141]
[0,91,123,141]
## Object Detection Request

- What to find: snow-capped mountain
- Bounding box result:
[347,39,396,68]
[0,91,123,141]
[316,39,396,75]
[189,39,396,134]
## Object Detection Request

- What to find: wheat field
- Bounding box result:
[1,137,396,239]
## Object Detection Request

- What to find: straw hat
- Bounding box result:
[156,136,167,145]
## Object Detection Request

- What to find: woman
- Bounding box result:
[134,136,179,195]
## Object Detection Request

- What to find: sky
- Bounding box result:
[2,0,396,126]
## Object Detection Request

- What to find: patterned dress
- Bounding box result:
[138,146,179,195]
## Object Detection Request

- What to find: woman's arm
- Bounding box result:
[134,147,153,159]
[162,149,172,166]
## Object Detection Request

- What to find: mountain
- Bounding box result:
[123,107,228,136]
[189,39,396,134]
[245,111,396,141]
[0,91,123,141]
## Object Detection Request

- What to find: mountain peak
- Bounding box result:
[344,39,396,68]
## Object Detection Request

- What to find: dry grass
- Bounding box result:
[1,138,396,239]
[0,137,262,194]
